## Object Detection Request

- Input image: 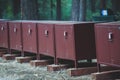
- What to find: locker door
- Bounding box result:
[9,23,22,50]
[110,26,120,66]
[38,24,55,57]
[55,25,66,59]
[95,25,111,64]
[22,23,37,53]
[2,23,8,48]
[46,24,55,57]
[9,23,16,49]
[38,24,48,54]
[64,25,75,60]
[0,23,3,47]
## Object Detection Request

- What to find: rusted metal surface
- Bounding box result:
[9,21,22,51]
[95,22,120,69]
[55,22,96,67]
[22,21,37,53]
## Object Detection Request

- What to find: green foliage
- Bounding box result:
[38,0,51,20]
[2,5,14,19]
[38,0,72,20]
[61,0,72,20]
[114,11,120,20]
[86,10,100,21]
[106,0,112,9]
[0,0,118,21]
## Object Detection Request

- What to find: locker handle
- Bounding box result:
[108,32,113,41]
[45,30,48,36]
[28,28,32,35]
[64,31,68,39]
[14,27,17,33]
[1,26,4,31]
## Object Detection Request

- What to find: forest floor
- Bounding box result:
[0,58,92,80]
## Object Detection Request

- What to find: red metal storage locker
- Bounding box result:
[95,22,120,71]
[22,21,37,53]
[9,21,22,51]
[37,22,55,60]
[0,20,9,49]
[55,22,96,67]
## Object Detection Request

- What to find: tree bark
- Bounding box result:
[79,0,86,21]
[91,0,95,12]
[100,0,106,9]
[56,0,61,20]
[50,0,53,19]
[21,0,38,20]
[112,0,120,12]
[71,0,80,21]
[13,0,20,19]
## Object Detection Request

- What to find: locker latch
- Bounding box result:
[64,31,68,39]
[28,28,32,35]
[108,32,113,41]
[45,30,48,36]
[1,26,4,31]
[14,27,17,33]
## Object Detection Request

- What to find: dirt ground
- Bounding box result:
[0,58,92,80]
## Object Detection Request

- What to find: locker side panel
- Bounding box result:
[75,24,96,60]
[38,24,48,54]
[22,23,37,53]
[0,22,3,47]
[110,26,120,67]
[55,25,75,60]
[55,25,66,59]
[0,22,9,48]
[38,24,55,57]
[9,22,22,51]
[64,25,75,60]
[95,25,111,64]
[46,24,55,57]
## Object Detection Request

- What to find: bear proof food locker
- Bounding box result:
[37,22,56,62]
[55,22,96,68]
[9,21,22,52]
[22,21,37,54]
[95,22,120,71]
[0,20,10,51]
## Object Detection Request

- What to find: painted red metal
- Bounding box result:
[55,22,96,67]
[37,23,55,57]
[0,20,9,48]
[95,22,120,69]
[95,25,111,64]
[9,21,22,51]
[22,21,37,53]
[55,25,75,60]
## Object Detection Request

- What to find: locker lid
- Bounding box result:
[95,21,120,26]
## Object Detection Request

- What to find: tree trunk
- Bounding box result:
[0,2,2,18]
[112,0,120,12]
[100,0,106,9]
[50,0,53,19]
[79,0,86,21]
[56,0,61,20]
[13,0,20,19]
[91,0,95,12]
[21,0,38,20]
[71,0,80,21]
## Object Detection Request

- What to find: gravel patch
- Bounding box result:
[0,58,92,80]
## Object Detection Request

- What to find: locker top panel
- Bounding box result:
[37,21,94,24]
[95,21,120,26]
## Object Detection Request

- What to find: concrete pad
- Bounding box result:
[16,57,32,63]
[47,64,67,71]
